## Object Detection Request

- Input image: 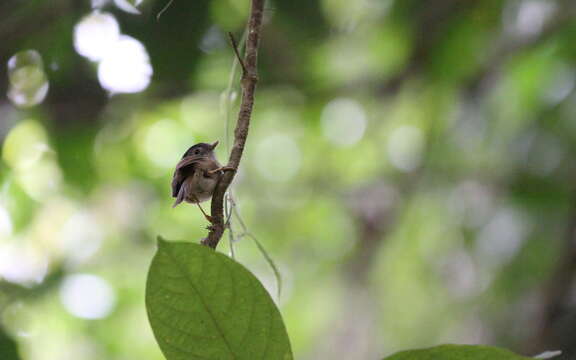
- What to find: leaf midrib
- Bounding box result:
[164,245,238,360]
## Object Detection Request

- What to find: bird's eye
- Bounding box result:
[194,149,200,155]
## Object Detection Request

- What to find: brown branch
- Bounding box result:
[201,0,264,249]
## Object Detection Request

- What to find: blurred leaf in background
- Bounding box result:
[0,325,21,360]
[383,344,536,360]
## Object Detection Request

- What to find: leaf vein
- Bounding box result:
[260,295,273,359]
[234,261,256,349]
[152,310,214,342]
[165,246,238,359]
[160,336,212,360]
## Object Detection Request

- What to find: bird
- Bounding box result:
[171,141,233,221]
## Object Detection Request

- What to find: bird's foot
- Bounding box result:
[208,166,236,175]
[193,198,213,223]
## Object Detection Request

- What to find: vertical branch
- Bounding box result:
[202,0,265,249]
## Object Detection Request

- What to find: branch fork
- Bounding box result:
[201,0,265,249]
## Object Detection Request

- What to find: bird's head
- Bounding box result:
[183,141,219,158]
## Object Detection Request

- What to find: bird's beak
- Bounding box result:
[210,141,219,150]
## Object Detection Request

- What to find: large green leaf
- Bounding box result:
[146,238,293,360]
[384,344,532,360]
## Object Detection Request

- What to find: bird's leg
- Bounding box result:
[191,195,213,222]
[207,166,236,175]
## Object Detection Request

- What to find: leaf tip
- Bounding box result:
[156,236,168,248]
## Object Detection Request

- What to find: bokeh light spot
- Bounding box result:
[1,120,49,170]
[91,0,110,8]
[0,205,13,239]
[74,12,120,62]
[141,119,192,169]
[98,35,152,93]
[543,64,575,105]
[321,98,367,147]
[387,125,424,172]
[114,0,141,14]
[513,0,555,38]
[200,26,226,53]
[60,212,103,266]
[7,50,49,108]
[476,208,527,268]
[255,135,302,182]
[74,12,151,93]
[2,120,62,199]
[0,242,48,284]
[60,274,116,319]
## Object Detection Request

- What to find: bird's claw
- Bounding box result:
[208,166,236,175]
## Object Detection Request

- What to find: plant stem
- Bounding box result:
[202,0,265,249]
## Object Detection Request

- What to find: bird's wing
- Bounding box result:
[171,156,204,197]
[175,155,204,170]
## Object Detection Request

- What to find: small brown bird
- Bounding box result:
[171,141,232,221]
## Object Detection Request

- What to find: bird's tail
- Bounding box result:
[172,186,186,208]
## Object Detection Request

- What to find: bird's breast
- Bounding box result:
[184,176,217,203]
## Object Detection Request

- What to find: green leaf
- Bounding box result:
[146,238,293,360]
[384,344,532,360]
[0,325,21,360]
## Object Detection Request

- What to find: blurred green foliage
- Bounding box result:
[0,324,21,360]
[1,0,576,359]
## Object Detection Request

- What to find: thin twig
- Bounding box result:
[228,32,248,76]
[241,231,283,300]
[156,0,175,21]
[202,0,265,249]
[224,193,235,227]
[224,193,236,259]
[223,30,246,154]
[228,201,282,298]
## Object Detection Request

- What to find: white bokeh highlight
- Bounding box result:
[91,0,110,8]
[0,243,48,284]
[74,12,120,62]
[74,12,152,93]
[387,125,424,172]
[514,0,555,38]
[0,205,13,238]
[476,208,527,269]
[255,135,302,182]
[60,274,116,320]
[114,0,141,14]
[98,35,152,93]
[321,98,367,147]
[60,212,103,266]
